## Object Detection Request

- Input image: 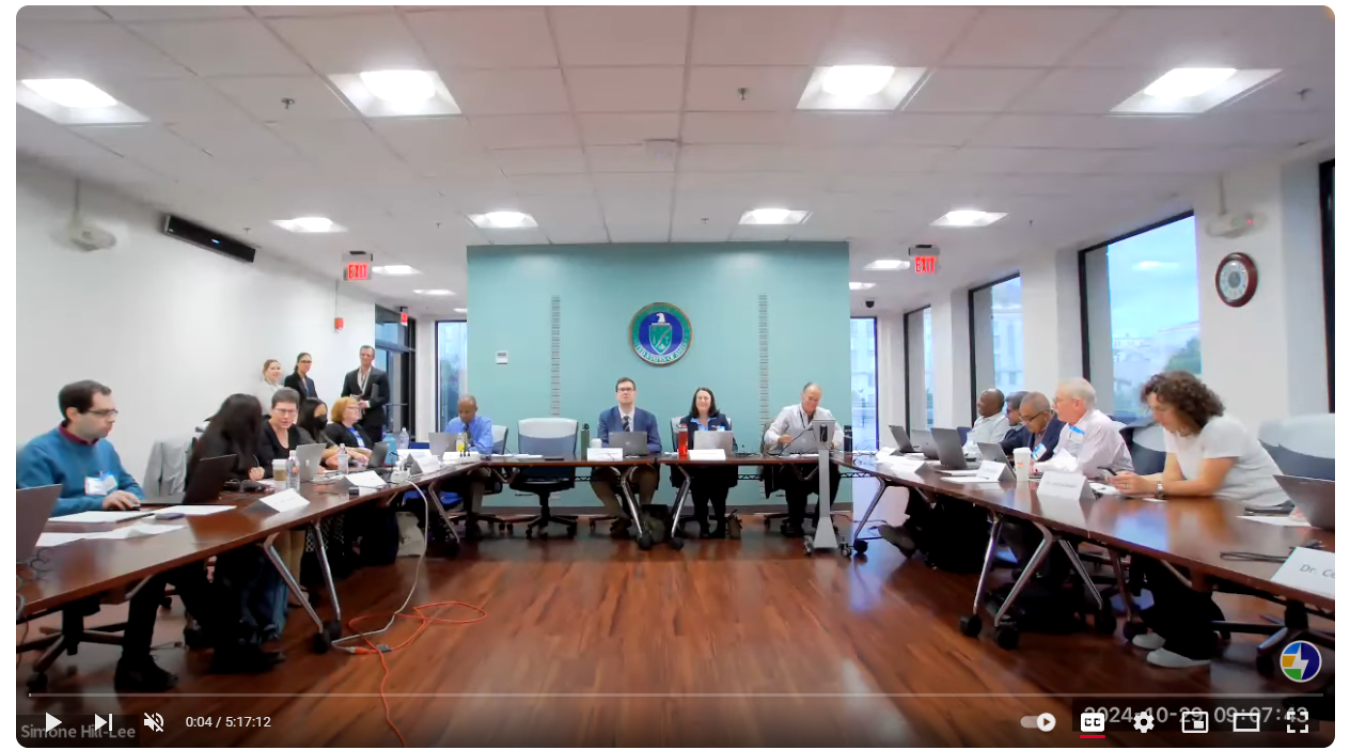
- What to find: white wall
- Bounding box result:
[875,313,905,446]
[930,289,971,427]
[414,317,437,439]
[17,157,377,476]
[1020,246,1084,399]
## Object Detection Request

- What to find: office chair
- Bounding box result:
[20,592,134,691]
[1121,420,1167,476]
[445,425,512,537]
[502,419,580,539]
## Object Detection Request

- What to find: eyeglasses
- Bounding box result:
[299,359,312,365]
[273,408,298,417]
[86,409,119,419]
[617,387,635,393]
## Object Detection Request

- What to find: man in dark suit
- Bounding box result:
[341,345,389,442]
[1003,390,1065,461]
[592,376,661,539]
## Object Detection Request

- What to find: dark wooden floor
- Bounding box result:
[16,481,1334,747]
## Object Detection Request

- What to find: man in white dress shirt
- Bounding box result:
[763,383,844,537]
[1042,378,1133,479]
[963,388,1010,454]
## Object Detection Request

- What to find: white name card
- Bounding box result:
[976,459,1011,482]
[1036,470,1093,501]
[686,449,726,461]
[413,454,441,474]
[878,456,926,476]
[587,448,623,461]
[345,471,387,489]
[1271,547,1335,599]
[259,489,310,513]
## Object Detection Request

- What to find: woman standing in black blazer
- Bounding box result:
[283,352,318,399]
[678,387,737,538]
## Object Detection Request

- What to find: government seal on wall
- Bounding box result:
[629,303,692,366]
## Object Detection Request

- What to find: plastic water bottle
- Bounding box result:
[579,423,591,452]
[397,428,409,453]
[285,450,300,490]
[456,432,467,455]
[337,444,349,475]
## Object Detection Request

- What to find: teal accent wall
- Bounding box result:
[467,242,851,507]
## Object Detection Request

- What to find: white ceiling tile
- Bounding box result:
[591,173,675,196]
[101,78,252,124]
[209,75,356,121]
[550,6,690,66]
[407,8,557,70]
[685,66,812,111]
[101,6,250,21]
[518,193,604,223]
[604,221,672,243]
[543,225,611,244]
[251,6,395,18]
[826,173,928,193]
[669,221,733,242]
[448,69,570,115]
[1006,69,1155,115]
[482,228,551,246]
[879,114,992,146]
[819,6,978,66]
[267,120,398,164]
[266,13,428,73]
[71,123,258,190]
[18,20,188,78]
[943,7,1118,67]
[586,146,676,174]
[966,115,1084,148]
[681,113,790,145]
[844,146,953,174]
[1064,7,1256,68]
[904,68,1047,113]
[691,6,838,65]
[577,113,681,146]
[565,67,685,113]
[678,144,783,173]
[676,172,818,198]
[1098,148,1274,176]
[492,147,587,176]
[16,47,65,79]
[1221,66,1335,115]
[784,113,891,146]
[1014,149,1123,175]
[507,174,595,196]
[20,6,109,21]
[1225,6,1335,68]
[167,120,300,167]
[367,118,501,178]
[129,19,310,76]
[467,115,579,149]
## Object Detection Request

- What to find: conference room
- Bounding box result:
[14,4,1336,747]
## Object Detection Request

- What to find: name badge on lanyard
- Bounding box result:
[1063,425,1086,453]
[85,472,116,496]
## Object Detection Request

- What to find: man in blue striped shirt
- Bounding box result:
[444,395,495,539]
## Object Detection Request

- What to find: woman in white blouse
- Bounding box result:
[253,359,283,414]
[1111,371,1288,669]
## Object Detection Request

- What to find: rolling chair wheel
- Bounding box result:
[958,615,983,638]
[312,630,332,654]
[27,671,48,692]
[994,625,1020,650]
[637,535,654,551]
[669,536,685,551]
[524,527,534,539]
[506,524,514,535]
[538,529,550,539]
[565,525,577,538]
[852,539,868,554]
[1256,654,1276,676]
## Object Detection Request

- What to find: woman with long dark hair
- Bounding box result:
[284,352,318,399]
[188,394,265,482]
[677,387,737,538]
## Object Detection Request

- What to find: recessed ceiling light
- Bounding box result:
[864,259,911,271]
[738,208,810,226]
[1143,68,1236,99]
[932,209,1006,228]
[273,216,344,233]
[372,265,420,276]
[21,79,117,108]
[469,211,538,229]
[454,308,468,314]
[359,70,436,103]
[822,66,896,99]
[414,289,455,296]
[849,282,876,291]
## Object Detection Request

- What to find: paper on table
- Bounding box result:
[942,476,1005,484]
[35,532,86,547]
[937,469,980,476]
[99,524,187,539]
[47,510,154,524]
[153,505,234,517]
[259,489,310,513]
[345,471,388,488]
[1238,515,1312,528]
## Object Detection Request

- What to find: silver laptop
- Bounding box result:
[18,485,62,563]
[910,430,940,460]
[978,442,1011,464]
[932,427,974,470]
[297,442,327,482]
[611,432,650,457]
[888,425,915,453]
[692,430,734,453]
[429,431,456,457]
[781,421,837,455]
[1274,475,1334,531]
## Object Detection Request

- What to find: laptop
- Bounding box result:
[692,430,734,453]
[932,427,975,470]
[910,430,940,460]
[17,485,62,563]
[888,425,916,454]
[779,421,837,455]
[1274,475,1335,531]
[429,431,456,457]
[148,454,235,506]
[297,443,327,482]
[611,432,651,457]
[978,442,1011,464]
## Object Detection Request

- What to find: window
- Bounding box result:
[969,275,1024,420]
[902,306,933,432]
[436,321,468,432]
[374,306,416,437]
[849,317,878,451]
[1321,159,1334,410]
[1080,214,1199,421]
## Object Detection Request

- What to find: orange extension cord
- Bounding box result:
[344,601,487,747]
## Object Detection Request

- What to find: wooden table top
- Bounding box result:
[837,454,1335,612]
[17,462,478,618]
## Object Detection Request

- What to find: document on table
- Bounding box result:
[36,524,187,545]
[941,476,1004,484]
[345,471,388,488]
[47,510,155,524]
[153,505,234,517]
[1238,515,1312,528]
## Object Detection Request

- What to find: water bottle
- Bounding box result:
[456,432,467,455]
[579,423,590,452]
[285,450,300,490]
[397,428,409,453]
[337,444,349,475]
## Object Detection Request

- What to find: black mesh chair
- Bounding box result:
[502,419,579,539]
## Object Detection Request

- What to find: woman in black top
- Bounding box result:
[282,352,318,399]
[188,394,264,483]
[325,396,376,455]
[299,398,336,447]
[676,387,737,538]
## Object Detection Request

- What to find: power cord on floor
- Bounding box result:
[331,476,487,747]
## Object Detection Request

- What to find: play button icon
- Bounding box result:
[1037,713,1057,732]
[45,714,61,732]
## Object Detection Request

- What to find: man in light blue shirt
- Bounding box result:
[443,395,495,539]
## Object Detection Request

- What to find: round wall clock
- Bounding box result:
[1215,252,1258,307]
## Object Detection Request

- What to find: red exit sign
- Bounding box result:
[914,256,938,274]
[345,262,369,281]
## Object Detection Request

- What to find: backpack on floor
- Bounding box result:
[920,497,992,574]
[989,578,1090,634]
[641,504,671,544]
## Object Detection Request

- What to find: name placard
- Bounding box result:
[1271,547,1335,598]
[1036,470,1092,501]
[259,489,310,513]
[587,448,623,461]
[878,456,926,476]
[686,449,726,461]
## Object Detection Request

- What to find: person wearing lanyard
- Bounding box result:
[763,383,844,538]
[1042,378,1133,478]
[341,345,390,442]
[676,387,736,538]
[325,396,375,458]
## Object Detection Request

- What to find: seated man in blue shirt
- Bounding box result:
[18,380,219,692]
[442,395,496,539]
[592,377,661,539]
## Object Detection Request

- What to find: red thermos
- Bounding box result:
[678,430,688,459]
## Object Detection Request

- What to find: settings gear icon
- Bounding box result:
[1133,711,1155,734]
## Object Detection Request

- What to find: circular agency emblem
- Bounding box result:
[630,303,692,366]
[1280,640,1322,683]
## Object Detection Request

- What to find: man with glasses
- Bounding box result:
[592,377,661,539]
[341,345,390,442]
[18,380,218,692]
[1000,391,1065,461]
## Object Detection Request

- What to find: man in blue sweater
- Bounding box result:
[18,380,217,692]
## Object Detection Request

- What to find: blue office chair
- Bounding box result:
[1120,420,1167,475]
[504,418,579,539]
[444,425,513,537]
[1259,414,1335,479]
[956,426,970,444]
